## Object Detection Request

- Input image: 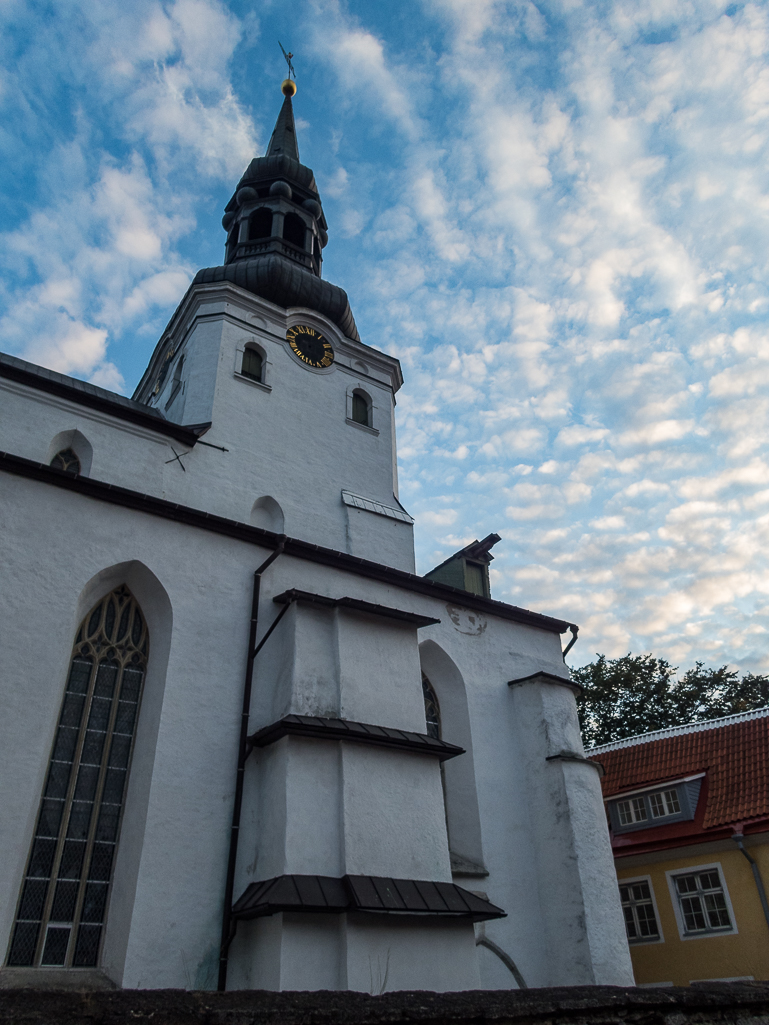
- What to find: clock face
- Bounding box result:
[286,325,334,368]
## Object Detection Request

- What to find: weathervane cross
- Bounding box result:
[279,41,295,80]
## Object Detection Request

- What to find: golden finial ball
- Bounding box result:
[282,78,297,97]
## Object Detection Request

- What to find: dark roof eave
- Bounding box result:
[0,451,573,635]
[0,353,206,447]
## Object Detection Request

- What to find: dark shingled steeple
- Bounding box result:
[191,89,360,342]
[265,95,300,161]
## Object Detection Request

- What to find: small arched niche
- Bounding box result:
[283,212,306,250]
[250,496,284,533]
[419,640,486,876]
[248,208,273,241]
[47,429,93,477]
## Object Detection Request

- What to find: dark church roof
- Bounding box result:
[193,91,360,342]
[192,256,359,341]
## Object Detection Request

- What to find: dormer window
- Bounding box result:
[649,789,681,818]
[608,776,702,834]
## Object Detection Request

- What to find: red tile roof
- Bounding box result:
[594,709,769,830]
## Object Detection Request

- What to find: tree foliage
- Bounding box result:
[573,653,769,749]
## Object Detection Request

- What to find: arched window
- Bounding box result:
[8,586,148,969]
[283,212,306,250]
[422,674,441,739]
[248,208,273,240]
[50,449,81,474]
[351,391,371,427]
[241,346,263,382]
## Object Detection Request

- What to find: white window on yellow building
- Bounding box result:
[666,864,737,939]
[619,877,662,943]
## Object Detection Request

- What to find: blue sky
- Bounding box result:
[2,0,769,672]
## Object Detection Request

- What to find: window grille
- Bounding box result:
[351,392,369,426]
[617,797,648,826]
[609,780,696,833]
[241,348,263,382]
[422,675,441,740]
[50,449,81,474]
[619,879,660,942]
[7,586,148,969]
[650,789,680,818]
[674,869,732,934]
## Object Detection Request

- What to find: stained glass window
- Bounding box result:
[7,586,148,969]
[422,674,441,739]
[50,449,81,474]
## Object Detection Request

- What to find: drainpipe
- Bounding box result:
[733,830,769,933]
[218,538,286,992]
[562,624,579,662]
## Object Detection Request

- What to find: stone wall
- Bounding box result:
[2,984,769,1025]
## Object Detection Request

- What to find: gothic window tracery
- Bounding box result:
[7,586,148,969]
[50,449,81,474]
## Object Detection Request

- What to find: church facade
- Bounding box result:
[0,85,634,993]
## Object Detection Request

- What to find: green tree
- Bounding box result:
[573,654,769,749]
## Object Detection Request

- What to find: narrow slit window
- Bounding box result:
[241,348,263,382]
[7,586,148,969]
[422,674,441,739]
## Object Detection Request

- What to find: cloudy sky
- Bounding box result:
[2,0,769,673]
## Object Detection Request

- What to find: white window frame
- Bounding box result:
[618,874,665,945]
[665,862,738,941]
[616,795,649,826]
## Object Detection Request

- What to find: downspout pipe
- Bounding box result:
[562,624,579,662]
[733,831,769,934]
[218,538,286,992]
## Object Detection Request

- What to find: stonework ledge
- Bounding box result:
[1,984,769,1024]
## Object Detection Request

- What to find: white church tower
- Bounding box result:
[0,80,634,992]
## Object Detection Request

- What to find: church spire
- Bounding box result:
[196,80,361,343]
[265,94,300,162]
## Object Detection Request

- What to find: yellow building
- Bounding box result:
[591,709,769,986]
